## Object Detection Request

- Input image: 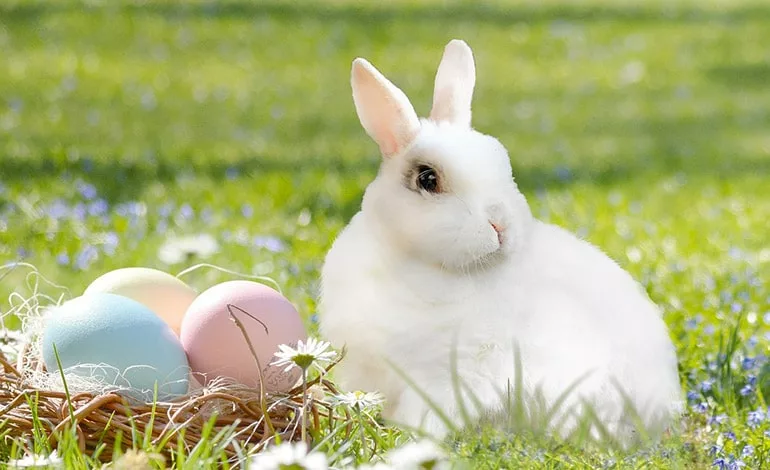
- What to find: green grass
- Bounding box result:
[1,0,769,468]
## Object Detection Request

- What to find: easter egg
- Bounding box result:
[41,293,190,401]
[180,280,307,392]
[84,267,197,335]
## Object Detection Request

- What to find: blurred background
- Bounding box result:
[0,0,768,331]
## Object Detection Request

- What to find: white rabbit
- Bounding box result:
[319,39,682,445]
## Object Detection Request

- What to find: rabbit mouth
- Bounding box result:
[466,245,507,271]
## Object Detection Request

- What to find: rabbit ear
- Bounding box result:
[351,58,421,158]
[430,39,476,127]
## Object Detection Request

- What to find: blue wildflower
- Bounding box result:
[16,248,30,259]
[686,390,699,402]
[75,245,99,270]
[46,199,69,220]
[747,408,765,428]
[225,167,239,180]
[88,199,108,217]
[739,385,753,397]
[741,445,754,458]
[718,353,727,362]
[742,357,756,370]
[731,302,743,314]
[700,380,714,392]
[81,157,94,173]
[685,314,703,330]
[102,232,119,255]
[728,459,746,470]
[709,445,722,456]
[693,402,709,414]
[179,203,194,220]
[115,204,129,217]
[748,375,757,387]
[158,203,174,218]
[241,204,254,218]
[554,166,572,182]
[712,458,728,470]
[704,324,716,335]
[77,181,97,200]
[201,208,213,223]
[708,414,728,425]
[253,235,286,253]
[72,203,87,221]
[56,253,70,266]
[115,201,143,218]
[723,431,736,441]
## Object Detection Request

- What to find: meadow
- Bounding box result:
[1,0,769,468]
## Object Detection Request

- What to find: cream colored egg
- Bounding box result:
[84,267,197,336]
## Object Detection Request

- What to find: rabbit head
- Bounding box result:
[351,39,532,271]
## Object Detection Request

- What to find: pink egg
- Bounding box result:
[180,280,307,392]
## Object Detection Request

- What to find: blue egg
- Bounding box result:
[42,293,189,401]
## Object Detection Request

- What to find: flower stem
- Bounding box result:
[356,406,368,460]
[301,367,308,444]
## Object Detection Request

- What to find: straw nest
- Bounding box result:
[0,338,348,464]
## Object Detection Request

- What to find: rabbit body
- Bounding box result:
[319,40,681,443]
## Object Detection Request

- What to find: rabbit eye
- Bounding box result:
[416,165,440,193]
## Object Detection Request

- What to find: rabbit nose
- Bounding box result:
[489,221,504,245]
[486,202,506,244]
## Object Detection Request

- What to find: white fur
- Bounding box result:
[320,40,682,445]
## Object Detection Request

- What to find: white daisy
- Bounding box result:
[386,440,448,470]
[249,442,328,470]
[307,384,327,402]
[270,337,337,374]
[157,233,219,265]
[332,390,385,410]
[8,450,63,469]
[111,449,165,469]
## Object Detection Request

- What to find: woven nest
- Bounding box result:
[0,339,349,464]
